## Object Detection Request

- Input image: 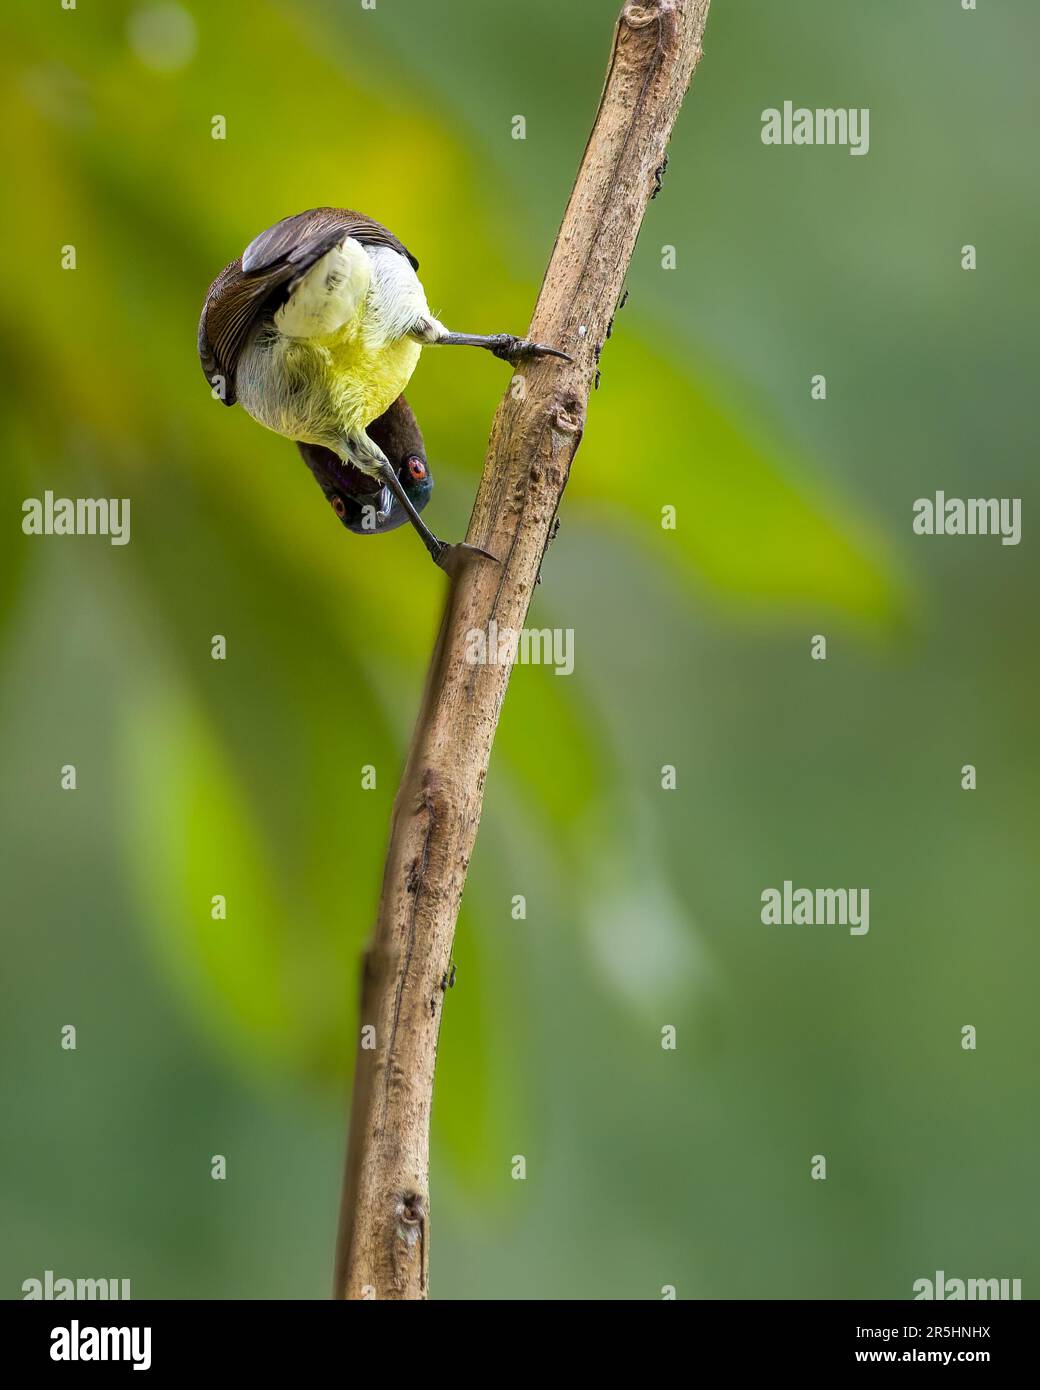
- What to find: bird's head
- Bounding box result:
[296,395,433,536]
[331,450,433,536]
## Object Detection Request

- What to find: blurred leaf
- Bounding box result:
[122,681,303,1073]
[571,332,907,625]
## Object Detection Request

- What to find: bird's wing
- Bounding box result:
[241,208,418,275]
[198,208,419,406]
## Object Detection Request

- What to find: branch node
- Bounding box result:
[623,0,672,30]
[551,404,583,437]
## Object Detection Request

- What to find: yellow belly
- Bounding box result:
[323,331,421,434]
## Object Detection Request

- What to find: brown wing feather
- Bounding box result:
[241,207,417,274]
[198,208,419,407]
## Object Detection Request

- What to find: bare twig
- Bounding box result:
[333,0,711,1300]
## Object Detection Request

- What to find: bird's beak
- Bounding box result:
[362,481,416,535]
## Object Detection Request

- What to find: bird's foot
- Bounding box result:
[430,539,500,574]
[488,334,572,365]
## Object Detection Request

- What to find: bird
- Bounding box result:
[198,207,569,569]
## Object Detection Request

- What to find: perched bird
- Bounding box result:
[198,207,568,568]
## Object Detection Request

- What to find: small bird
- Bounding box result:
[198,207,568,569]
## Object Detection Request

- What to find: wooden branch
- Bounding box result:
[332,0,711,1300]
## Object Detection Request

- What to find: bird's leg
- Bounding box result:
[341,432,440,557]
[411,318,571,365]
[342,432,498,573]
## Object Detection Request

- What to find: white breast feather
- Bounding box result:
[361,245,431,347]
[274,237,371,340]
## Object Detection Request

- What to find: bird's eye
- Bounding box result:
[331,495,347,517]
[406,456,427,482]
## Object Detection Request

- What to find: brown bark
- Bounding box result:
[333,0,712,1300]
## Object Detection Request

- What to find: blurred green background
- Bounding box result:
[2,0,1037,1299]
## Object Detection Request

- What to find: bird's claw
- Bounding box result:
[490,334,572,364]
[431,540,501,574]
